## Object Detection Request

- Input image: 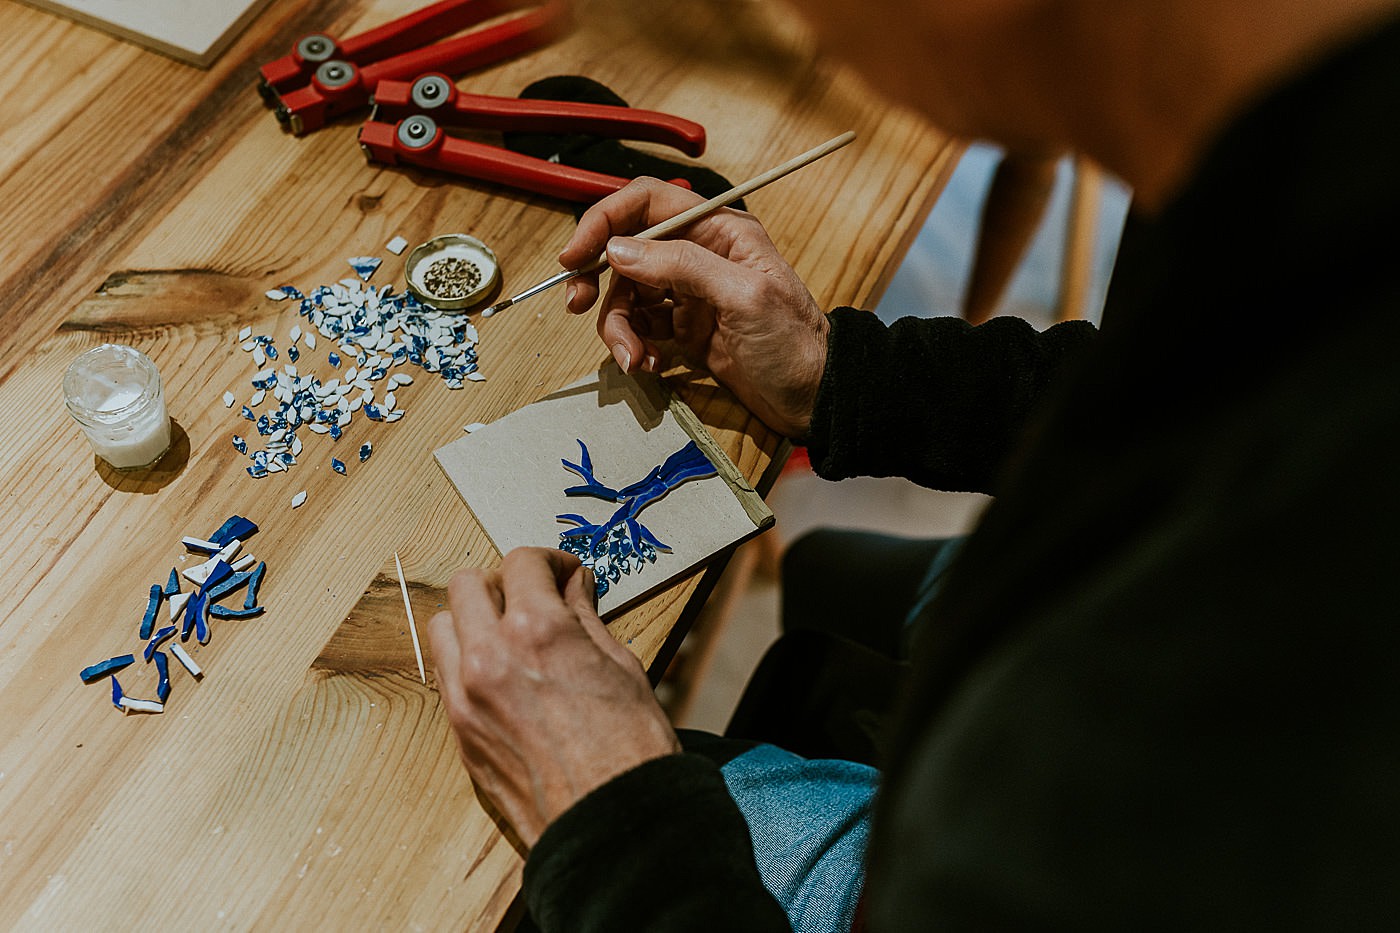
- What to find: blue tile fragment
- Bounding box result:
[210,604,265,620]
[331,458,346,475]
[358,442,372,463]
[194,601,211,645]
[204,568,253,603]
[244,562,267,610]
[80,654,136,684]
[181,591,203,641]
[153,651,171,702]
[144,625,177,661]
[111,676,124,709]
[140,584,163,639]
[348,256,382,281]
[164,568,181,597]
[208,515,258,546]
[201,560,233,591]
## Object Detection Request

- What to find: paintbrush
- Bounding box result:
[479,130,857,317]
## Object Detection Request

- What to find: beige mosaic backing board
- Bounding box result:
[21,0,274,66]
[435,364,772,616]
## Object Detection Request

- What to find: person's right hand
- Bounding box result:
[559,177,829,439]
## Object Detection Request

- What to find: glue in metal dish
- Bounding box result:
[404,234,499,311]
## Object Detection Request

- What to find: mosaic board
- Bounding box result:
[23,0,273,66]
[435,364,773,616]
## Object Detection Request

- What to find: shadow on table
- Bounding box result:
[95,419,190,492]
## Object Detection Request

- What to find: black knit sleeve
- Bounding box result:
[523,754,791,932]
[805,308,1097,493]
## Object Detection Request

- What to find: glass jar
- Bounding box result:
[63,344,172,470]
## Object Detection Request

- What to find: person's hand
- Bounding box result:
[428,547,680,848]
[560,177,829,438]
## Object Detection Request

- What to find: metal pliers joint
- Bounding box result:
[358,72,708,203]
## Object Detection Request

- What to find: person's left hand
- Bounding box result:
[428,547,681,848]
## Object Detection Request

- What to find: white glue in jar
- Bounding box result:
[63,344,172,470]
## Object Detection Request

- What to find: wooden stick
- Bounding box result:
[480,130,857,316]
[395,551,426,684]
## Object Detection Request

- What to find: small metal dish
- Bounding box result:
[404,233,500,311]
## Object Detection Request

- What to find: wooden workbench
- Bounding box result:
[0,0,957,927]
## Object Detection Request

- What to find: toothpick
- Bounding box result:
[395,551,426,684]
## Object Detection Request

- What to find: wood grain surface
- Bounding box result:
[0,0,957,927]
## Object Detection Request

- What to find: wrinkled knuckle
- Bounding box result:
[661,243,706,289]
[447,567,485,602]
[500,547,532,571]
[463,643,510,690]
[500,606,553,645]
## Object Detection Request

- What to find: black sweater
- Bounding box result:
[524,18,1400,930]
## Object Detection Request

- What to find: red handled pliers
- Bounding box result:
[358,72,708,202]
[258,0,570,135]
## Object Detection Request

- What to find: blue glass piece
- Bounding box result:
[209,515,258,546]
[553,438,715,592]
[561,439,621,500]
[210,512,260,540]
[181,592,203,641]
[244,562,267,610]
[144,625,177,661]
[637,521,671,553]
[80,654,136,684]
[194,595,211,645]
[153,651,171,702]
[140,583,163,639]
[205,568,253,603]
[201,560,233,591]
[209,604,265,619]
[349,256,382,281]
